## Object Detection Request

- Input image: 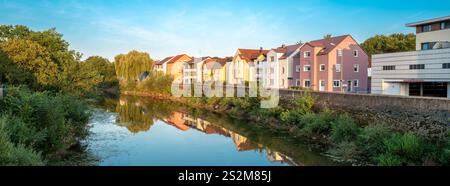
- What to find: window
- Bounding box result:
[337,49,343,57]
[296,79,301,86]
[354,64,359,72]
[320,64,325,71]
[353,80,359,87]
[296,65,301,72]
[335,64,341,72]
[282,79,285,86]
[442,21,450,30]
[421,42,436,50]
[271,56,275,62]
[270,79,275,86]
[443,63,450,69]
[353,50,359,57]
[333,80,341,87]
[304,51,311,58]
[383,65,396,70]
[304,65,311,72]
[304,80,311,87]
[282,67,285,74]
[409,64,425,70]
[422,24,432,32]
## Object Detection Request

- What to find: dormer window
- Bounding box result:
[422,25,432,32]
[353,50,359,57]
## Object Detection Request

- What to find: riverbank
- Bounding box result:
[121,90,450,166]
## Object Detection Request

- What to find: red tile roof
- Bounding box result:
[308,35,350,55]
[155,54,192,65]
[237,48,270,62]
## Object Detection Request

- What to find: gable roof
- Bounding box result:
[274,43,303,60]
[308,35,350,55]
[203,57,228,68]
[155,54,192,65]
[187,56,210,64]
[237,48,270,62]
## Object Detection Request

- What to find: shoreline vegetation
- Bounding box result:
[121,79,450,166]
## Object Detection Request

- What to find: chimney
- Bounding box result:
[281,44,286,48]
[259,47,263,53]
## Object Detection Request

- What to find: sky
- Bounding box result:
[1,0,449,61]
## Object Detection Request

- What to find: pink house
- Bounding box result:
[298,35,369,93]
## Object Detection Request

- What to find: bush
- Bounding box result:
[330,115,360,143]
[0,87,91,162]
[0,118,44,166]
[357,123,392,157]
[298,111,334,137]
[376,153,404,166]
[376,133,426,165]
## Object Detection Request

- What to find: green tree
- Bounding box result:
[83,56,117,87]
[0,38,58,89]
[114,50,153,81]
[361,33,416,55]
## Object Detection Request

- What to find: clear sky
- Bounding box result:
[1,0,449,61]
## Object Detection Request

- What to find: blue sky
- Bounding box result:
[1,0,449,61]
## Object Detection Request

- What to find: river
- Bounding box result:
[83,96,339,166]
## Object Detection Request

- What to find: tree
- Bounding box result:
[0,38,58,89]
[361,33,416,55]
[83,56,117,88]
[114,50,153,81]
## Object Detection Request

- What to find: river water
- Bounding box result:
[84,96,338,166]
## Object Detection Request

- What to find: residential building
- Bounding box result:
[264,44,302,89]
[298,35,369,93]
[182,57,209,84]
[372,16,450,98]
[229,48,269,85]
[153,54,192,82]
[202,57,228,83]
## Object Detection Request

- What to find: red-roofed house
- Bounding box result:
[230,48,269,84]
[153,54,192,82]
[298,35,369,93]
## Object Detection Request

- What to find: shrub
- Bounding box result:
[330,115,360,143]
[376,133,426,165]
[0,118,44,166]
[357,123,392,157]
[376,153,404,166]
[298,110,334,137]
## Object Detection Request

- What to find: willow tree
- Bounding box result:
[114,50,153,81]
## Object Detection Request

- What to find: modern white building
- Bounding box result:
[372,16,450,99]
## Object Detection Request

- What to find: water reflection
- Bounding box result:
[90,96,337,166]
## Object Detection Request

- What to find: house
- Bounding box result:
[201,57,228,83]
[229,48,269,85]
[297,35,369,93]
[371,16,450,98]
[153,54,192,82]
[182,56,209,84]
[264,44,302,89]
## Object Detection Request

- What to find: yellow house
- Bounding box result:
[202,58,228,83]
[229,48,269,84]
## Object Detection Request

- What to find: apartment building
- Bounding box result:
[264,44,302,89]
[298,35,369,92]
[229,48,269,85]
[371,16,450,98]
[153,54,192,82]
[201,58,228,83]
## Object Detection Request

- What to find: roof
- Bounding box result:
[187,56,210,64]
[275,43,302,60]
[307,35,350,55]
[237,48,270,62]
[155,54,192,65]
[406,15,450,27]
[203,58,227,68]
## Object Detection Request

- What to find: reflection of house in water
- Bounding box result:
[164,112,297,165]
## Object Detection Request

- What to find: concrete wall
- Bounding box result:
[279,89,450,125]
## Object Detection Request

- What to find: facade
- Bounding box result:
[229,48,269,84]
[264,44,302,89]
[153,54,192,83]
[201,58,228,83]
[297,35,369,93]
[372,16,450,98]
[182,57,209,84]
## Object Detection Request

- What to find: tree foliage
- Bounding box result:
[361,33,416,55]
[114,50,153,81]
